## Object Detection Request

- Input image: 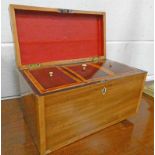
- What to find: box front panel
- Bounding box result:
[45,73,145,152]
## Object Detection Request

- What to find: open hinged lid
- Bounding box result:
[10,4,106,69]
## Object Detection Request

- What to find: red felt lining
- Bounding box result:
[15,9,104,65]
[30,67,77,89]
[67,64,108,80]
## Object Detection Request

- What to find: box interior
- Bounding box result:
[29,67,79,89]
[64,64,108,80]
[24,62,110,94]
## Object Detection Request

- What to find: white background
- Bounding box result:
[1,0,154,98]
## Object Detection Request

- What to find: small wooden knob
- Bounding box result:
[49,72,53,77]
[82,64,87,71]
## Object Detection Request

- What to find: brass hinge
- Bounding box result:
[28,63,41,69]
[58,9,72,13]
[92,57,99,63]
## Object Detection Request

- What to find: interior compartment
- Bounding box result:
[24,67,81,93]
[97,60,136,74]
[22,59,138,94]
[23,63,112,94]
[63,63,110,81]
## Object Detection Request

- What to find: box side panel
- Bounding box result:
[18,72,46,155]
[18,70,34,95]
[44,73,146,152]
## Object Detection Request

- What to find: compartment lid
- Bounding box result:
[10,5,106,69]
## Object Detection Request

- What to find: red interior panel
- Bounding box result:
[29,67,77,89]
[15,9,104,65]
[67,64,108,80]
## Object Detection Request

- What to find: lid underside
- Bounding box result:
[14,9,105,65]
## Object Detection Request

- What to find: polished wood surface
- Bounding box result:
[28,67,80,90]
[20,94,46,154]
[18,60,146,154]
[10,5,23,68]
[10,4,105,15]
[63,63,109,81]
[21,59,146,95]
[2,92,153,155]
[9,5,149,155]
[45,73,146,152]
[90,63,114,75]
[96,60,137,74]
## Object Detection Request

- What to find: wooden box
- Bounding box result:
[10,4,147,155]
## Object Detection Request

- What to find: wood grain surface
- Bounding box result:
[21,59,146,95]
[2,89,153,155]
[45,73,146,152]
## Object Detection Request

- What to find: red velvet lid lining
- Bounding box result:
[15,9,104,65]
